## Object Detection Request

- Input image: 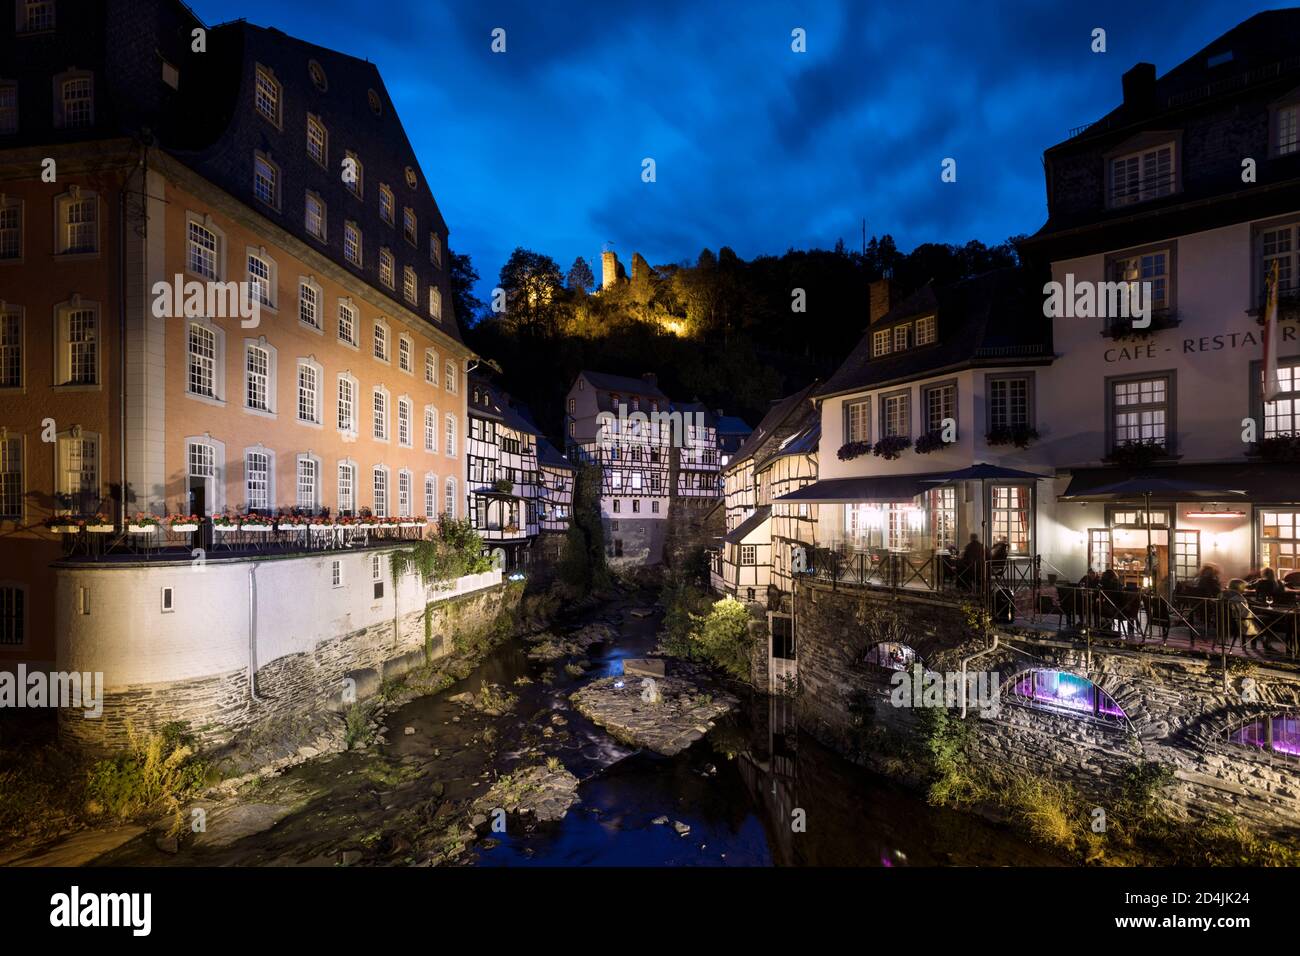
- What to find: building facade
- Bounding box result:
[0,2,474,702]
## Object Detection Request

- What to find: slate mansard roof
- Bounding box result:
[814,269,1051,400]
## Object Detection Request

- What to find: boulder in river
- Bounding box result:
[569,676,737,756]
[472,764,579,823]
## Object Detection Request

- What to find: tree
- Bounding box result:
[567,256,596,294]
[558,461,610,596]
[499,247,564,336]
[448,251,483,326]
[689,597,753,680]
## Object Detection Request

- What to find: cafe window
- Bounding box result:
[1173,529,1200,584]
[1261,360,1299,439]
[1259,510,1300,578]
[1109,374,1171,450]
[845,398,870,444]
[990,485,1030,555]
[988,375,1031,431]
[1009,670,1127,724]
[1109,248,1170,313]
[1108,508,1169,528]
[1088,529,1112,573]
[929,486,956,550]
[1259,221,1296,302]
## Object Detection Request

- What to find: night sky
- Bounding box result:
[189,0,1282,303]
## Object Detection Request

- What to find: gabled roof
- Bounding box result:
[723,505,772,545]
[814,269,1049,400]
[730,381,819,466]
[537,435,574,471]
[576,370,669,400]
[771,421,820,461]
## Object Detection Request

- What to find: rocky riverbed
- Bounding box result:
[570,674,738,756]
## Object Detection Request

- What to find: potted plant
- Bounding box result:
[85,514,114,533]
[872,435,911,460]
[1104,439,1167,468]
[913,430,947,454]
[356,507,376,530]
[986,425,1040,449]
[242,513,273,531]
[127,513,160,533]
[45,514,81,534]
[837,441,872,462]
[166,514,200,532]
[212,514,239,531]
[1256,433,1300,463]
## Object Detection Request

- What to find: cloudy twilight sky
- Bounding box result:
[190,0,1282,300]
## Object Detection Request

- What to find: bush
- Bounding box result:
[687,597,753,680]
[84,723,207,832]
[658,574,711,657]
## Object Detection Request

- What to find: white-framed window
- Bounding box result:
[1261,360,1299,439]
[373,387,389,441]
[444,476,456,517]
[52,302,98,387]
[1259,510,1300,578]
[893,323,909,352]
[254,64,281,126]
[56,189,98,254]
[306,113,328,166]
[397,469,412,517]
[54,71,93,129]
[337,300,357,347]
[379,184,395,225]
[872,328,890,357]
[0,197,20,258]
[1261,221,1297,300]
[187,217,222,280]
[991,484,1032,554]
[425,349,438,385]
[18,0,55,33]
[0,83,16,136]
[1110,248,1170,312]
[304,192,327,241]
[344,150,363,198]
[57,430,99,509]
[1109,142,1175,207]
[988,375,1031,432]
[185,321,222,401]
[185,438,223,515]
[430,231,442,267]
[402,208,417,245]
[373,465,389,516]
[425,474,437,518]
[424,406,437,453]
[246,249,275,308]
[403,266,417,305]
[0,435,22,520]
[924,383,956,435]
[344,221,362,267]
[444,414,456,457]
[398,397,412,447]
[397,335,412,373]
[245,448,271,511]
[298,277,322,329]
[915,314,937,345]
[337,373,358,434]
[1111,375,1170,449]
[297,360,321,424]
[428,285,442,321]
[444,361,456,393]
[845,398,870,444]
[379,247,395,288]
[0,307,21,388]
[740,544,757,565]
[373,319,390,362]
[296,455,319,511]
[244,341,274,413]
[337,460,357,514]
[331,560,343,588]
[253,153,279,209]
[881,391,910,439]
[1273,99,1298,158]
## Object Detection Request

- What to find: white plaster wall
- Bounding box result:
[55,551,500,689]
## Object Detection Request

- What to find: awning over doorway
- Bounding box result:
[774,474,940,504]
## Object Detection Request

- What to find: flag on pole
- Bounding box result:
[1263,259,1283,403]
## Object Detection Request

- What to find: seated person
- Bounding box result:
[1223,579,1260,643]
[1285,570,1300,588]
[1193,564,1223,599]
[1254,567,1288,601]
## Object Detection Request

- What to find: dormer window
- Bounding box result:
[1108,142,1175,207]
[872,328,890,357]
[893,323,910,352]
[915,314,937,345]
[1273,94,1299,158]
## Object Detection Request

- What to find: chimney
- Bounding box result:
[641,372,658,389]
[1121,62,1157,114]
[869,278,893,325]
[601,250,621,290]
[715,408,724,418]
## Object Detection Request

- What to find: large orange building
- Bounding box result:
[0,0,473,673]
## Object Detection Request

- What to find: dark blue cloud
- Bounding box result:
[190,0,1280,303]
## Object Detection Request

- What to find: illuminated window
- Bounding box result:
[872,328,890,357]
[306,114,327,166]
[344,221,362,267]
[253,154,279,208]
[379,184,395,225]
[915,314,937,345]
[254,65,280,125]
[57,73,93,128]
[305,192,326,240]
[1009,670,1126,723]
[379,248,395,288]
[1111,375,1169,449]
[245,450,270,511]
[337,301,357,347]
[188,220,219,279]
[0,437,22,521]
[1109,143,1174,207]
[1229,711,1300,761]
